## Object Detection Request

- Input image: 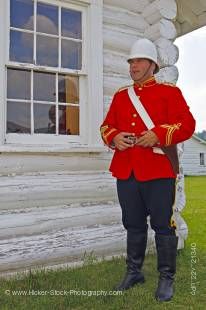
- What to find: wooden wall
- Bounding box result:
[103,0,179,114]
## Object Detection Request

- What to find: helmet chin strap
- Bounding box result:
[132,61,154,85]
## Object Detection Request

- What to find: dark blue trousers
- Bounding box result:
[117,174,176,235]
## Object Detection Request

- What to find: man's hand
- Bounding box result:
[113,132,135,151]
[136,130,159,147]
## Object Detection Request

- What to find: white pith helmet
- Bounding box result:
[127,38,160,73]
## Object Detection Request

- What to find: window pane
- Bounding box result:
[200,153,205,166]
[37,2,58,35]
[34,104,56,134]
[36,35,58,67]
[33,71,55,102]
[10,0,34,30]
[7,68,30,100]
[7,101,31,133]
[58,75,79,104]
[61,8,82,39]
[59,105,79,135]
[61,40,82,70]
[10,30,33,63]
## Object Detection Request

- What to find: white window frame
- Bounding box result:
[0,0,103,151]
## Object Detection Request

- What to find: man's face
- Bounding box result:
[128,58,153,81]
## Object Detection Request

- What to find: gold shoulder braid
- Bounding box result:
[117,84,132,93]
[160,81,177,87]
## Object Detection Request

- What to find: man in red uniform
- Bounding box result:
[100,38,195,302]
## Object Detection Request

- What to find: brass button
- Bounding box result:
[131,122,136,126]
[139,87,143,90]
[133,113,137,118]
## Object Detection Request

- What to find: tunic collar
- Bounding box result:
[133,76,157,88]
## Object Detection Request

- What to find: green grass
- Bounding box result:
[183,176,206,250]
[0,176,206,310]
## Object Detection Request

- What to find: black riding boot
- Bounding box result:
[116,231,147,291]
[155,234,178,302]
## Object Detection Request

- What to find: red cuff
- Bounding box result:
[105,129,121,148]
[151,126,166,146]
[152,123,182,146]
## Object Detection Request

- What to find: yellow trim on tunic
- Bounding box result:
[100,125,109,135]
[160,123,181,146]
[134,76,156,88]
[103,128,117,144]
[100,124,118,144]
[117,84,132,93]
[161,81,177,87]
[170,179,178,233]
[117,77,157,93]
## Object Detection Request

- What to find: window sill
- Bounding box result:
[0,144,107,154]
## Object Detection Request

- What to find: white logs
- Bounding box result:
[144,19,177,40]
[104,51,129,75]
[103,1,179,96]
[156,65,179,84]
[103,6,149,32]
[103,73,131,97]
[103,0,150,13]
[103,26,140,53]
[155,37,179,67]
[103,3,144,98]
[142,0,177,24]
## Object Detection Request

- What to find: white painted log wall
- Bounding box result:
[0,152,111,176]
[156,66,179,84]
[144,19,177,40]
[155,38,179,66]
[103,0,179,101]
[142,0,177,24]
[0,200,186,275]
[0,171,116,210]
[0,0,188,274]
[103,0,151,13]
[103,6,148,31]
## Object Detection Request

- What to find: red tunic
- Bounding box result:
[100,77,196,181]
